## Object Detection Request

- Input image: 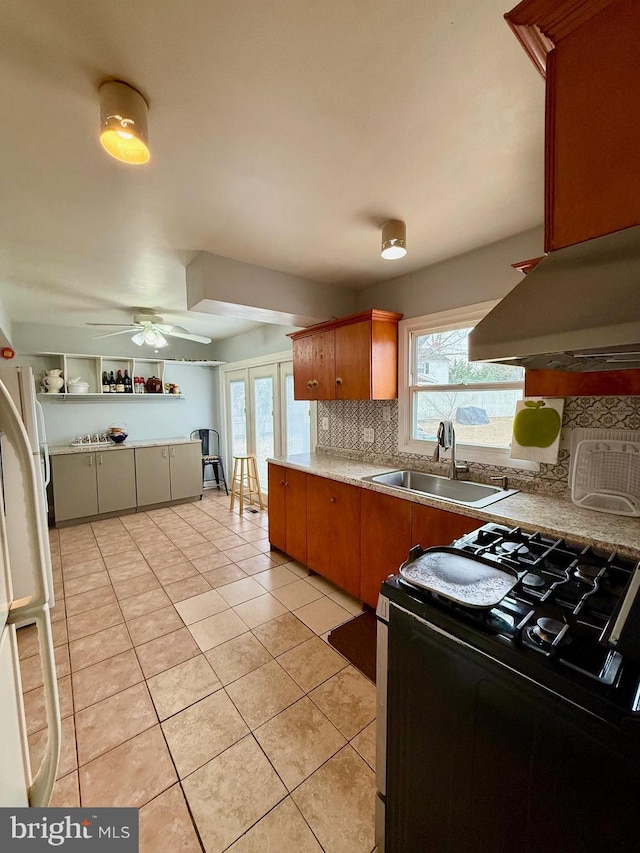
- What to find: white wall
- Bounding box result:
[214,324,295,363]
[12,322,219,447]
[358,226,544,318]
[37,363,216,446]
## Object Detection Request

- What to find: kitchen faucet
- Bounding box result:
[435,420,469,480]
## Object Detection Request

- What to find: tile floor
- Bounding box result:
[17,490,377,853]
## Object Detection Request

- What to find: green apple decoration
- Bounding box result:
[513,400,561,448]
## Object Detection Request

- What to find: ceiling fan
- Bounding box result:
[88,311,212,349]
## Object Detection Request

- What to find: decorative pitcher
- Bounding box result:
[43,369,64,393]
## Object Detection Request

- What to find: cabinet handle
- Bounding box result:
[280,480,286,486]
[162,448,168,458]
[170,448,176,458]
[311,379,319,388]
[336,377,343,385]
[98,454,103,465]
[330,496,336,503]
[88,455,94,467]
[306,380,313,389]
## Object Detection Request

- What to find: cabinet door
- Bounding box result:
[360,490,412,608]
[292,337,314,400]
[312,331,336,400]
[169,443,203,500]
[51,453,98,522]
[335,320,371,400]
[284,468,307,565]
[96,449,136,514]
[306,475,360,596]
[135,446,171,506]
[268,464,287,552]
[411,504,479,550]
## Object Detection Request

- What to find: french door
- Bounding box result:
[224,360,312,494]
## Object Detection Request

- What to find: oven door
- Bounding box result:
[384,601,640,853]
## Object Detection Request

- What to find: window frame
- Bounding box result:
[397,302,538,471]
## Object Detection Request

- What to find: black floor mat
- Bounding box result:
[327,610,377,683]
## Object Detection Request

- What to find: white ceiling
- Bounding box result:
[0,0,544,341]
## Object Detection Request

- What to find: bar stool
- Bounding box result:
[230,454,264,514]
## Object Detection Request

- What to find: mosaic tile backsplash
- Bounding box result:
[316,397,640,497]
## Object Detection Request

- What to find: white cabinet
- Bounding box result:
[51,442,202,523]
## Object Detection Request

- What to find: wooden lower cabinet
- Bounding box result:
[266,465,482,604]
[306,474,361,597]
[360,490,412,608]
[411,504,480,550]
[268,464,307,564]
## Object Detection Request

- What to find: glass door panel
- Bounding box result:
[250,367,276,490]
[229,378,247,458]
[283,371,311,456]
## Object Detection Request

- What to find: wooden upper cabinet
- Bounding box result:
[505,0,640,251]
[289,309,402,401]
[292,336,315,400]
[335,321,371,400]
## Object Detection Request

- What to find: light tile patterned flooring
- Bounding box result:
[17,491,377,853]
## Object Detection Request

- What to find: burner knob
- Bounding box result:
[536,617,565,643]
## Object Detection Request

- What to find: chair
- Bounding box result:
[190,429,228,495]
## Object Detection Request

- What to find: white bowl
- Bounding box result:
[67,383,89,394]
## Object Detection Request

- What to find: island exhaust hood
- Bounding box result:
[468,225,640,372]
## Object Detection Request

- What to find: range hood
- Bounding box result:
[468,225,640,372]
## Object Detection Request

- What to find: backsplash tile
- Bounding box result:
[316,397,640,497]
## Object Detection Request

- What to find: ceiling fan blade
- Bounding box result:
[94,329,139,339]
[167,330,212,345]
[86,323,138,328]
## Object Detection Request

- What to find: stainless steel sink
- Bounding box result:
[361,470,517,508]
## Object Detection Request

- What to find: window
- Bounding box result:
[398,302,535,469]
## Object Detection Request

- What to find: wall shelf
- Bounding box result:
[36,350,215,395]
[38,393,184,401]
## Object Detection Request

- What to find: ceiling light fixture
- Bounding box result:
[99,80,150,165]
[131,329,168,349]
[381,219,407,260]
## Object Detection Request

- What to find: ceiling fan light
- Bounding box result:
[99,80,150,165]
[154,334,168,349]
[143,329,159,345]
[381,219,407,260]
[131,331,146,346]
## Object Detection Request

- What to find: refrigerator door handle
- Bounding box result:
[0,380,61,805]
[35,400,50,487]
[8,603,60,807]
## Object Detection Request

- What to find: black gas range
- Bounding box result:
[376,522,640,853]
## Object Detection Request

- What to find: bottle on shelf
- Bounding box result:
[138,376,145,394]
[124,369,132,393]
[102,371,110,394]
[109,371,116,393]
[116,370,125,393]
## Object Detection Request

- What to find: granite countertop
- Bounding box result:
[49,437,200,456]
[269,452,640,560]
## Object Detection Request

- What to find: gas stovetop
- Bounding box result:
[384,523,640,722]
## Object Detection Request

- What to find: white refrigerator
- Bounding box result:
[0,366,54,606]
[0,375,61,806]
